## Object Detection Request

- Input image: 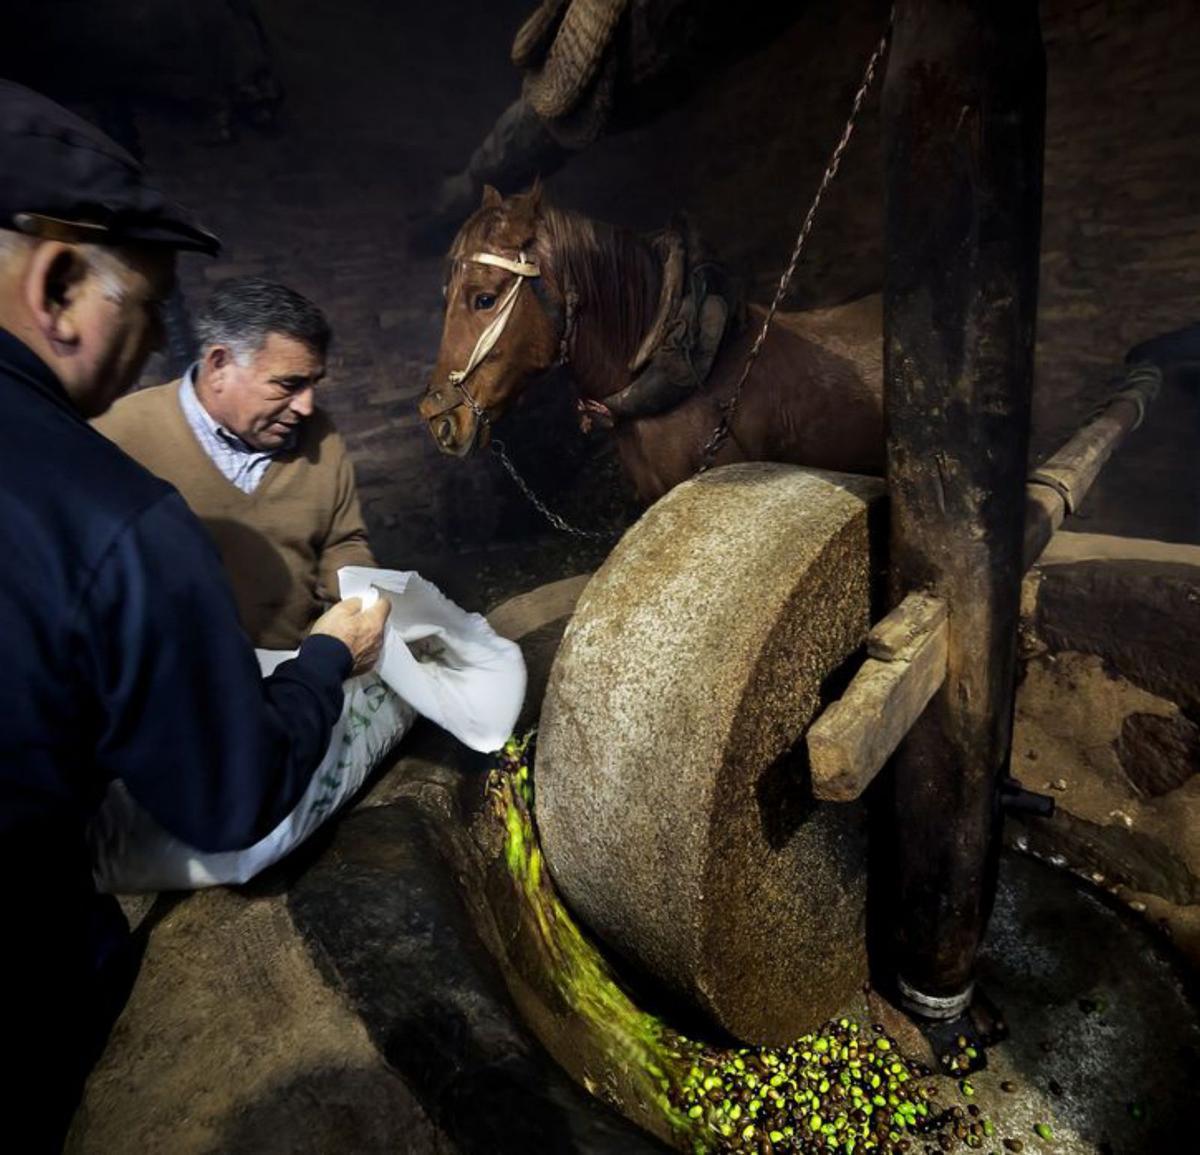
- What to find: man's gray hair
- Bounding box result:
[0,229,31,263]
[83,245,135,304]
[0,227,133,304]
[195,277,331,363]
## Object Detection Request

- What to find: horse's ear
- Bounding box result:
[481,184,503,209]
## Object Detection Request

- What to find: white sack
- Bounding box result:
[337,566,526,753]
[91,669,414,891]
[91,567,526,892]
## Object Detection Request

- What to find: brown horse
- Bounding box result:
[419,184,884,505]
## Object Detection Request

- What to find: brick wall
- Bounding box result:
[119,0,1198,602]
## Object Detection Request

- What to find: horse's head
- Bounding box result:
[420,183,563,456]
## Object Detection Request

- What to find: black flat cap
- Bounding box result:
[0,80,220,255]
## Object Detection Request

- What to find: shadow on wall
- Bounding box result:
[0,0,281,142]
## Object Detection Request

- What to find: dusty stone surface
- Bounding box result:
[1031,546,1200,715]
[288,801,667,1155]
[1116,711,1200,797]
[854,854,1200,1154]
[1012,531,1200,971]
[969,854,1200,1155]
[537,463,884,1044]
[1012,652,1199,903]
[67,887,448,1154]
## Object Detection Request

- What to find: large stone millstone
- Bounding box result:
[536,463,885,1044]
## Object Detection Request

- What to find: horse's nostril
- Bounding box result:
[436,417,455,447]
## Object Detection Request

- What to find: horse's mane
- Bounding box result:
[452,200,662,392]
[537,206,660,373]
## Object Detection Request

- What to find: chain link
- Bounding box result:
[490,17,892,534]
[491,439,615,540]
[698,23,891,471]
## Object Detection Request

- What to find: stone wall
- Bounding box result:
[112,0,1199,603]
[1011,531,1200,966]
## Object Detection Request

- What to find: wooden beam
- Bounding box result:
[809,594,947,802]
[866,591,946,660]
[881,0,1045,1017]
[808,360,1160,801]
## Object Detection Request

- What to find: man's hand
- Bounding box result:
[309,596,390,676]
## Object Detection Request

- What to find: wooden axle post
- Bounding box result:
[807,361,1162,802]
[881,0,1045,1018]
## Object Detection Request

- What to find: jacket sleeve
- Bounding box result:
[315,432,376,603]
[75,491,353,853]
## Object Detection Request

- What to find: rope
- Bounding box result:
[485,15,893,536]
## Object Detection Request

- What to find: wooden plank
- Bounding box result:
[867,591,947,661]
[809,603,949,802]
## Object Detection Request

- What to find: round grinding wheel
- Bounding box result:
[536,463,885,1044]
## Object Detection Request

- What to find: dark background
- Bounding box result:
[5,0,1198,607]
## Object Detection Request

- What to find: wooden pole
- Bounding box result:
[806,363,1161,804]
[881,0,1045,1018]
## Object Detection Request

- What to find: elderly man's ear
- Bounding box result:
[24,243,89,353]
[203,344,238,391]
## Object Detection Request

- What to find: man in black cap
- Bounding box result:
[0,81,389,1145]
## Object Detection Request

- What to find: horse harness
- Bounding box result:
[426,250,577,441]
[429,14,890,537]
[579,225,743,431]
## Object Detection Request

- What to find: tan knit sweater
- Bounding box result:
[94,381,375,650]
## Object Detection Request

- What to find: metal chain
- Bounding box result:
[697,23,892,471]
[491,438,614,540]
[490,18,892,535]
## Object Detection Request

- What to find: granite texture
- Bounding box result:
[537,463,885,1043]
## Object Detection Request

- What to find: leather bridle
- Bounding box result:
[426,250,575,449]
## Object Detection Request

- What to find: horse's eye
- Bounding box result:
[474,293,497,311]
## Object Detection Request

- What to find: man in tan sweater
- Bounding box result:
[95,277,375,649]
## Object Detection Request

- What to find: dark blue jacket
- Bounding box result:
[0,328,352,1140]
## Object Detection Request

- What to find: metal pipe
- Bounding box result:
[1022,362,1162,568]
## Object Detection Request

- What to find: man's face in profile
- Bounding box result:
[211,332,326,450]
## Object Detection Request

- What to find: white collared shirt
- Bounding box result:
[178,364,289,494]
